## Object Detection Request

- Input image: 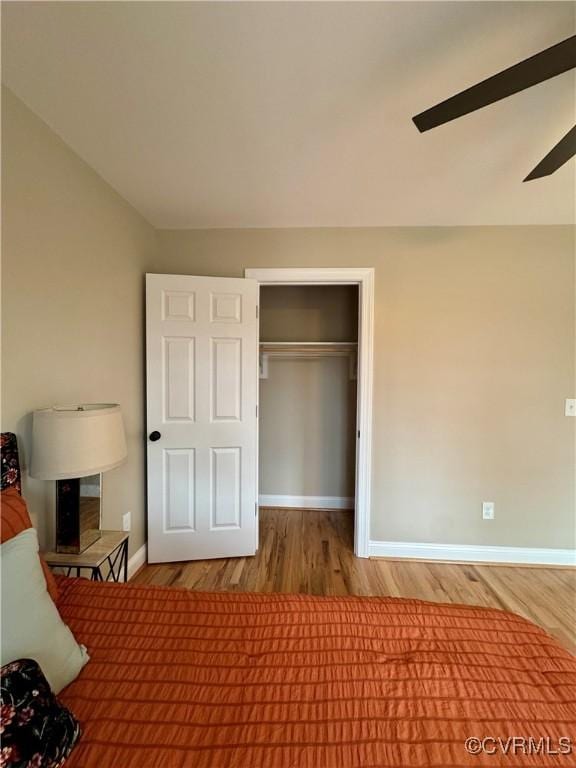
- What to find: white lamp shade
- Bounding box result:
[30,404,127,480]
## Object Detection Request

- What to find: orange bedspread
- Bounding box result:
[56,578,576,768]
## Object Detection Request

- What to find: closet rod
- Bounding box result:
[260,341,357,350]
[260,343,356,358]
[259,342,358,379]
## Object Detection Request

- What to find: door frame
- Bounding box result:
[245,267,374,558]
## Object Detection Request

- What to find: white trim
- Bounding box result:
[245,267,375,285]
[259,495,354,510]
[127,544,147,580]
[368,540,576,567]
[245,267,374,559]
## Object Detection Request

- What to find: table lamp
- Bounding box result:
[30,404,127,554]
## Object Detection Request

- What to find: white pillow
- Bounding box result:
[1,528,89,693]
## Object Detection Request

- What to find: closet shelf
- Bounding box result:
[260,341,357,356]
[259,342,357,379]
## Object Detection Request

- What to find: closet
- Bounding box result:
[258,285,358,536]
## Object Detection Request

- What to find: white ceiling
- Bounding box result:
[2,1,575,228]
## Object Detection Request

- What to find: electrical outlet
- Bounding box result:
[482,502,495,520]
[565,399,576,417]
[122,511,131,532]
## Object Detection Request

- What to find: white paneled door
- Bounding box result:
[146,274,259,562]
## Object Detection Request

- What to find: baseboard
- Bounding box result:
[368,540,576,567]
[259,494,354,510]
[127,543,147,580]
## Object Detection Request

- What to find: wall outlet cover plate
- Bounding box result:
[482,502,495,520]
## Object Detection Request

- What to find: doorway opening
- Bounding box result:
[245,268,374,558]
[258,284,359,553]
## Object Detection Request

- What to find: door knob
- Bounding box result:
[149,431,161,442]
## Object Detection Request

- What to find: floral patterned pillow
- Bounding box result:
[1,433,21,494]
[0,659,80,767]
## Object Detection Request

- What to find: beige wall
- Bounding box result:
[259,286,357,498]
[3,88,574,553]
[260,357,357,498]
[157,226,575,549]
[1,89,157,556]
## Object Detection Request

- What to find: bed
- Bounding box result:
[54,576,576,768]
[2,434,575,767]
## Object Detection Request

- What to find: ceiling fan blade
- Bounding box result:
[523,125,576,181]
[413,35,576,132]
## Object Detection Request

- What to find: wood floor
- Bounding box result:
[133,507,576,653]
